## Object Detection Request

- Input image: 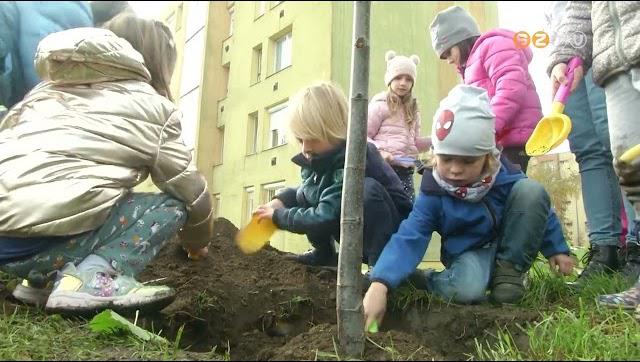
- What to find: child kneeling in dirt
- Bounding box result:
[253,82,413,267]
[363,85,576,327]
[0,15,212,314]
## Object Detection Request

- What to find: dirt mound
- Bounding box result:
[267,324,442,361]
[137,218,339,360]
[135,218,538,360]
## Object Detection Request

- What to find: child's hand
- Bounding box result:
[379,150,394,163]
[266,198,285,210]
[550,62,584,98]
[254,205,275,221]
[548,254,576,276]
[184,246,209,260]
[363,282,388,332]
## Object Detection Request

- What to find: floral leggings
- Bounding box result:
[392,165,416,203]
[0,193,186,286]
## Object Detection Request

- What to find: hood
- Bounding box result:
[35,27,151,85]
[471,28,533,64]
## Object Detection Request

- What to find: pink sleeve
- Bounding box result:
[483,39,528,140]
[367,100,384,149]
[413,111,431,152]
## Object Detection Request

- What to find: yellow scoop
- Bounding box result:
[620,144,640,164]
[235,215,277,254]
[526,57,583,156]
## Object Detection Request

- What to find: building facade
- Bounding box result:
[149,1,499,257]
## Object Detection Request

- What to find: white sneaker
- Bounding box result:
[45,263,175,315]
[12,279,51,307]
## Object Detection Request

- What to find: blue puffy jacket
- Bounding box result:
[0,1,92,108]
[371,157,570,289]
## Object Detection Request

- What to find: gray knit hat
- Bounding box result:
[432,85,496,156]
[429,6,481,59]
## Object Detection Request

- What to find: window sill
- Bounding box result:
[250,79,262,87]
[266,65,292,79]
[254,13,265,21]
[265,143,288,151]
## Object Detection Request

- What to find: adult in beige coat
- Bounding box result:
[0,14,213,314]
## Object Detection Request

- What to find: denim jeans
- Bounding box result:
[564,69,622,247]
[424,179,550,303]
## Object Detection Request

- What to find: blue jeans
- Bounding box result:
[423,179,550,303]
[564,69,622,247]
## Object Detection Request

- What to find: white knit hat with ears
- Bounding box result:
[384,50,420,86]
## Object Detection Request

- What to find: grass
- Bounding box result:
[473,257,640,361]
[1,252,639,360]
[0,271,225,361]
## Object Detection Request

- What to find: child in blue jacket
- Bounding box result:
[363,85,575,329]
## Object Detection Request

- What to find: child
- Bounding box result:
[0,14,213,314]
[547,1,640,314]
[254,82,413,267]
[429,6,542,172]
[368,51,431,202]
[363,85,575,329]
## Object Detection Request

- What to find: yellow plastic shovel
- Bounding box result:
[235,215,277,254]
[526,57,583,156]
[620,144,640,164]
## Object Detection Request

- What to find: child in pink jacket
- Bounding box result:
[368,51,431,202]
[429,6,543,172]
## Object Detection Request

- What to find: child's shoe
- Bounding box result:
[12,279,52,307]
[620,243,640,283]
[291,247,338,267]
[596,282,640,310]
[45,263,175,315]
[490,260,525,304]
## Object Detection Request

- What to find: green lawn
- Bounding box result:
[0,256,638,360]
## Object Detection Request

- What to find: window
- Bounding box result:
[179,28,205,96]
[217,125,225,165]
[268,103,288,148]
[185,1,208,40]
[244,186,255,225]
[274,32,292,73]
[166,12,176,32]
[212,193,221,219]
[178,89,199,150]
[262,182,285,203]
[247,112,259,154]
[255,1,267,18]
[251,45,263,84]
[222,64,230,96]
[228,6,235,36]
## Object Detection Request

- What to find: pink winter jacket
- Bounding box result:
[367,92,430,161]
[460,29,542,147]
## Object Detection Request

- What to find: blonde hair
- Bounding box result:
[103,14,177,102]
[386,87,419,128]
[288,82,348,144]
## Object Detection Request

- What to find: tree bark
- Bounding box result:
[337,1,370,359]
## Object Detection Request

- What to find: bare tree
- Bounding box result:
[337,1,370,359]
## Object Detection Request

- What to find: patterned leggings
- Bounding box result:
[0,193,186,285]
[393,166,416,203]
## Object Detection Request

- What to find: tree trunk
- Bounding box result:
[337,1,370,359]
